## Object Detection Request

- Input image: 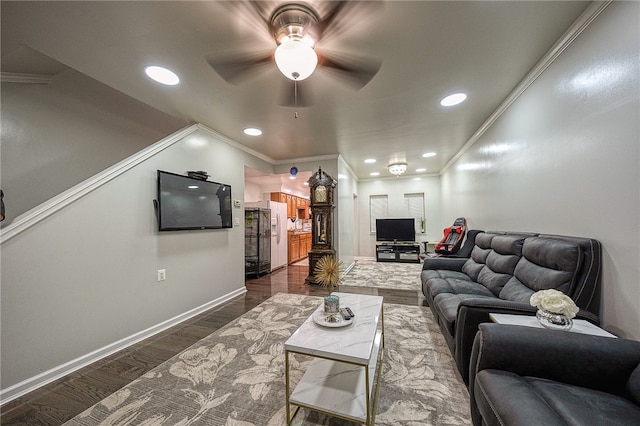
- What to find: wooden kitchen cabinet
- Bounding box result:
[271,193,287,204]
[288,196,296,218]
[288,234,300,264]
[288,232,311,264]
[271,192,310,220]
[298,199,310,219]
[301,233,311,258]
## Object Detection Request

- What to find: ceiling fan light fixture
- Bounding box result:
[274,40,318,81]
[388,163,408,176]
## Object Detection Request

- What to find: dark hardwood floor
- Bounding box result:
[1,264,426,425]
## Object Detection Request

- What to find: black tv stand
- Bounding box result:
[376,242,421,263]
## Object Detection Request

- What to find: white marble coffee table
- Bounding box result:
[285,292,384,425]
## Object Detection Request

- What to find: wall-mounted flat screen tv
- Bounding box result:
[376,218,415,242]
[156,170,232,231]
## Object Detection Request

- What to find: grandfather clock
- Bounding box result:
[305,167,337,285]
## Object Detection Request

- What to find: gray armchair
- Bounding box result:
[469,323,640,426]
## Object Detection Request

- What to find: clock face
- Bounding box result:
[314,185,327,204]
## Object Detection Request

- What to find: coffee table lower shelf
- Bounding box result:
[287,330,383,425]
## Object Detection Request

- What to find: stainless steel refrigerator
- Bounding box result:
[245,201,288,271]
[245,208,271,276]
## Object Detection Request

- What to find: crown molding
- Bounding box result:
[272,153,339,165]
[1,72,52,84]
[440,0,612,174]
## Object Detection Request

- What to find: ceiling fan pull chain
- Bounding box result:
[293,74,299,118]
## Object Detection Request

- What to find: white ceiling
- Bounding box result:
[2,1,590,187]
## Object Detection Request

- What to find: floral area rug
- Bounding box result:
[340,258,423,291]
[64,293,470,425]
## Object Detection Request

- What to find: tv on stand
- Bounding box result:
[375,218,420,263]
[375,218,415,243]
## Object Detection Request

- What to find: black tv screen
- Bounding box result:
[376,218,415,242]
[156,170,232,231]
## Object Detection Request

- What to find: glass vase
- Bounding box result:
[536,309,573,330]
[323,295,340,323]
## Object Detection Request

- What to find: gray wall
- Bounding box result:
[1,125,272,391]
[337,156,358,267]
[441,1,639,339]
[1,69,187,222]
[357,175,442,258]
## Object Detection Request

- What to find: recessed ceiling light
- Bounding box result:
[416,168,427,172]
[440,92,467,107]
[370,172,380,176]
[364,158,376,164]
[243,127,262,136]
[422,152,437,158]
[144,65,179,85]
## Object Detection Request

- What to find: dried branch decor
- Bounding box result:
[314,255,343,288]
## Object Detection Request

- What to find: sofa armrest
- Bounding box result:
[422,256,467,271]
[470,323,640,396]
[454,298,600,385]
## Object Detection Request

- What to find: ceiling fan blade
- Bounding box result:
[314,1,349,41]
[317,50,381,90]
[205,51,273,85]
[313,1,384,42]
[246,1,272,32]
[279,79,313,108]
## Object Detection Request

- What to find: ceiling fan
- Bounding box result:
[205,1,381,107]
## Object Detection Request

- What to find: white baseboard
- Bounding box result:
[0,287,247,405]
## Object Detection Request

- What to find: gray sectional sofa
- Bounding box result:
[421,231,602,384]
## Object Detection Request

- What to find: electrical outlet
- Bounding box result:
[157,269,166,281]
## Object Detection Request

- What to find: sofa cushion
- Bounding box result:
[425,275,474,298]
[432,293,495,336]
[475,370,568,425]
[491,234,526,256]
[477,236,525,296]
[499,237,583,302]
[497,276,534,303]
[476,370,640,426]
[628,363,640,405]
[422,269,470,281]
[462,233,496,281]
[528,377,640,424]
